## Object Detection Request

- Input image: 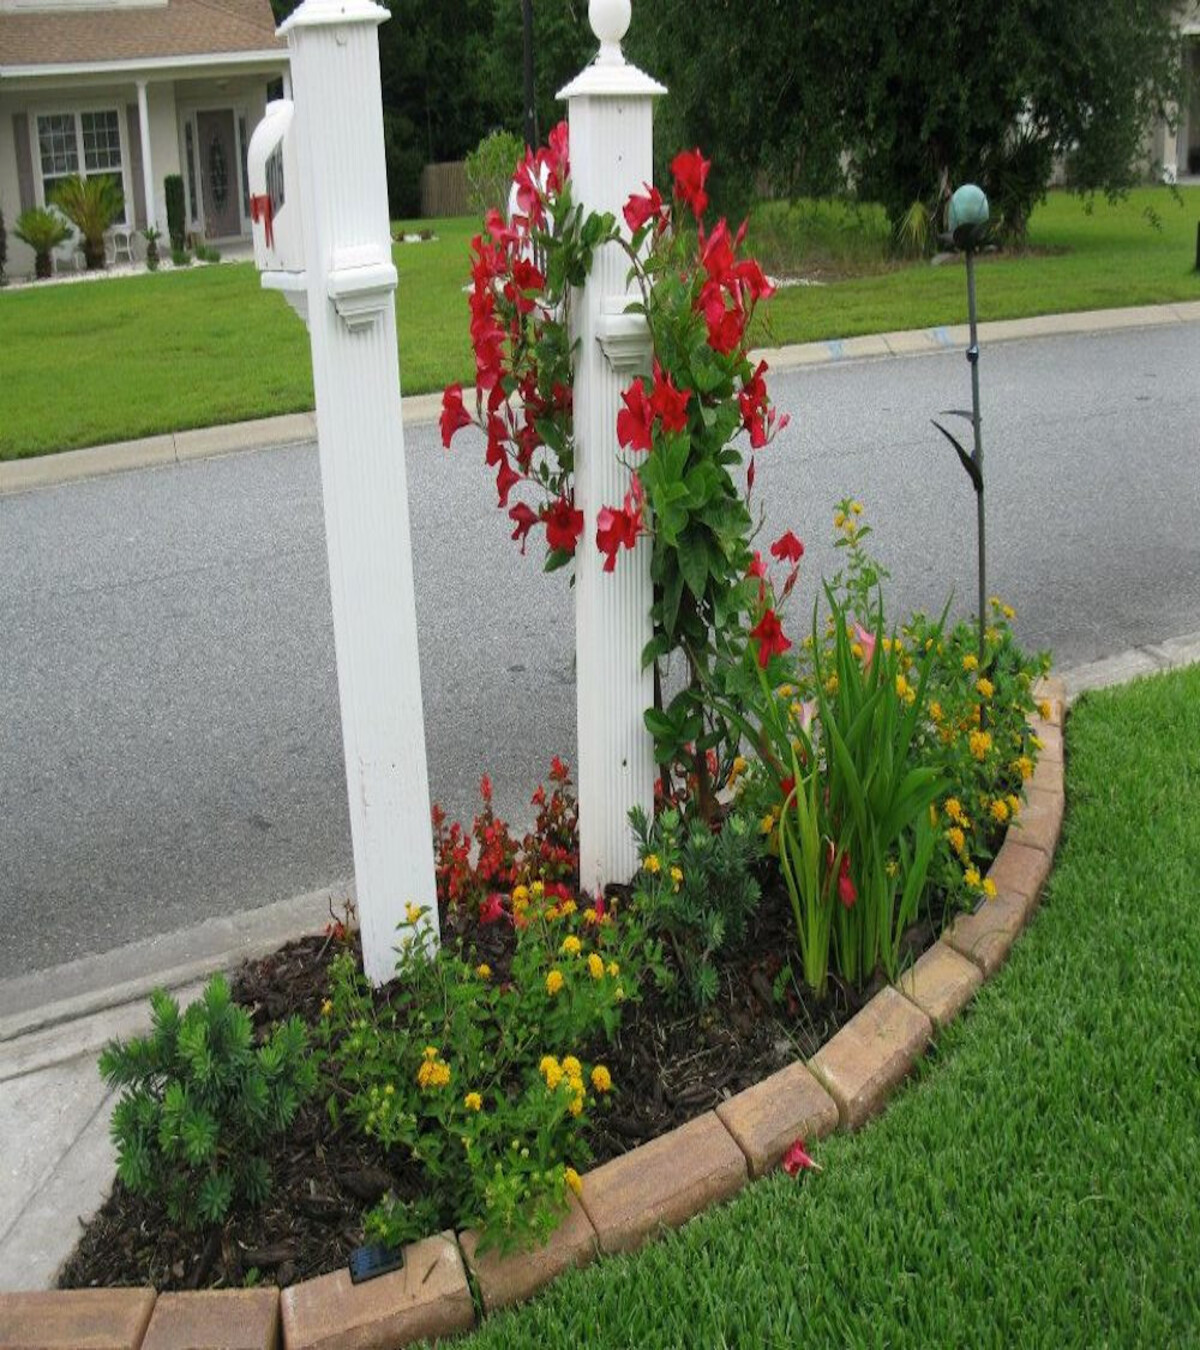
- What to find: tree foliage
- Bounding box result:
[628,0,1184,241]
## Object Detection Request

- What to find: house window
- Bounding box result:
[36,109,126,222]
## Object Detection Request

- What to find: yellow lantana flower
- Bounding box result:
[990,799,1009,824]
[476,962,492,980]
[464,1092,483,1112]
[405,901,423,925]
[962,653,979,672]
[561,935,582,957]
[983,878,998,898]
[964,866,982,890]
[591,1065,612,1093]
[587,953,605,980]
[969,730,992,761]
[607,960,620,978]
[976,677,995,699]
[564,1167,583,1196]
[643,853,662,874]
[946,826,966,856]
[670,865,684,890]
[945,797,964,823]
[546,969,565,996]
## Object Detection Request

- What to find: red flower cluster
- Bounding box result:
[512,121,569,230]
[696,217,775,357]
[431,760,581,922]
[439,123,584,563]
[617,362,691,453]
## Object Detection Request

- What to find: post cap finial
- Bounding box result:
[589,0,631,64]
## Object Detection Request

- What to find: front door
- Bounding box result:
[197,110,241,238]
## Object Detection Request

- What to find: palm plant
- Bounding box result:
[51,174,124,269]
[14,206,71,280]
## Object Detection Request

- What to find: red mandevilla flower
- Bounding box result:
[747,551,768,579]
[782,1138,820,1176]
[649,362,690,433]
[440,384,472,449]
[750,608,791,668]
[596,476,645,573]
[543,497,584,555]
[770,530,805,564]
[617,378,655,452]
[670,147,711,219]
[623,184,665,234]
[508,501,538,553]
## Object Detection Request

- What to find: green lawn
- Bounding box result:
[443,665,1200,1348]
[2,189,1198,460]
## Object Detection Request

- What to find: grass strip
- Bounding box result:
[2,189,1197,460]
[448,664,1200,1348]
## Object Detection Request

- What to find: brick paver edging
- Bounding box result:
[0,677,1066,1350]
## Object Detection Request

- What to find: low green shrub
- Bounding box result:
[99,974,317,1230]
[628,803,765,1006]
[14,207,70,280]
[465,129,525,217]
[164,174,185,252]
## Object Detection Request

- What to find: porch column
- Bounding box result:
[282,66,293,99]
[136,79,156,231]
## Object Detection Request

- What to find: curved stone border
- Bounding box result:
[0,678,1066,1349]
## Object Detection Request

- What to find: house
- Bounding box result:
[0,0,289,276]
[1155,3,1200,180]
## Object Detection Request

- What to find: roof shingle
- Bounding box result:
[0,0,285,69]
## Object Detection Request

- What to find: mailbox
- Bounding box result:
[247,100,305,273]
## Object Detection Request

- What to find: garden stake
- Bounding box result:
[932,183,990,692]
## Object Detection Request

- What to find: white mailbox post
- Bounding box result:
[559,0,665,896]
[248,0,438,984]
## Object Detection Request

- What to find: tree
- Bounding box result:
[626,0,1184,242]
[832,0,1184,241]
[626,0,845,217]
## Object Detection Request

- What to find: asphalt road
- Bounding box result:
[2,323,1198,977]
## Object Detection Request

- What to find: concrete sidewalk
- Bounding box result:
[3,299,1199,499]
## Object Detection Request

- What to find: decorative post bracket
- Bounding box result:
[327,244,397,333]
[595,298,652,375]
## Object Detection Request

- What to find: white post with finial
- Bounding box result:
[559,0,665,896]
[275,0,438,983]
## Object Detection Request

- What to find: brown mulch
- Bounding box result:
[58,879,947,1293]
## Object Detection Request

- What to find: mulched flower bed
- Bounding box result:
[58,875,948,1293]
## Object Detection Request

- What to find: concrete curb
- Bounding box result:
[3,300,1199,498]
[0,881,355,1046]
[0,683,1070,1344]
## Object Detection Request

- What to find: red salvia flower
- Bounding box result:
[478,892,506,925]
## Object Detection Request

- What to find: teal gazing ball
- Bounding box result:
[948,184,989,245]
